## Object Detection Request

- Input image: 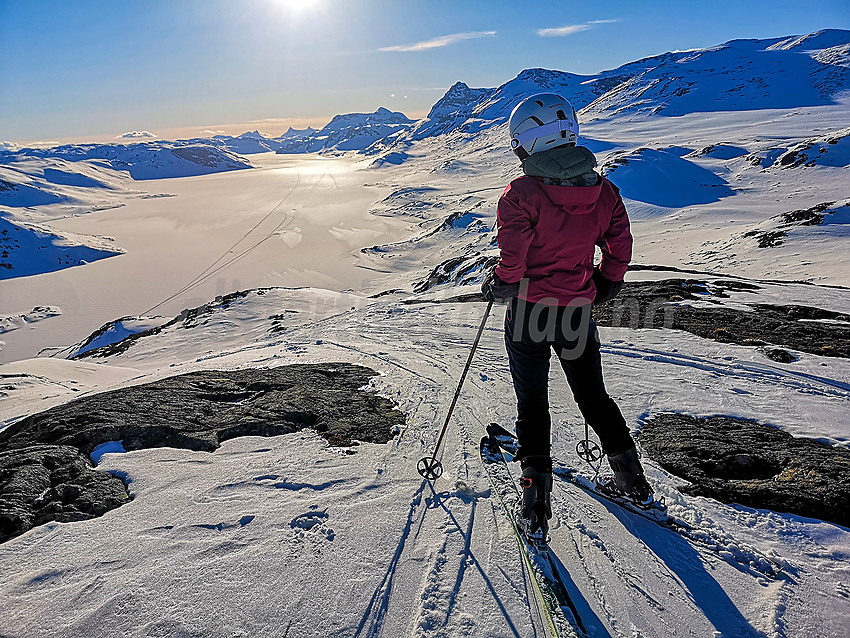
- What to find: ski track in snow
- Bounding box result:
[603,342,850,399]
[3,293,846,636]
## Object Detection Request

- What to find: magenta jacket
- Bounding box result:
[494,175,632,305]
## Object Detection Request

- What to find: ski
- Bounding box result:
[480,434,586,638]
[486,423,786,581]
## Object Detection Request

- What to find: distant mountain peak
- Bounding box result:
[768,29,850,52]
[513,68,575,83]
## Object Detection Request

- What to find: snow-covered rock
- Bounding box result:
[772,126,850,168]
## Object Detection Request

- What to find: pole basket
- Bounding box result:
[576,439,603,464]
[417,456,443,480]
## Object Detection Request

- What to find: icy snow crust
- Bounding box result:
[1,29,850,637]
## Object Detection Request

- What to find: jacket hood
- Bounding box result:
[521,145,602,214]
[536,179,604,214]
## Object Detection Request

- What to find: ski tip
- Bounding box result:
[486,422,513,437]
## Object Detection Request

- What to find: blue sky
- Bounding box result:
[1,0,848,142]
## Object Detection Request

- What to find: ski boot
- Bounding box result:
[597,446,655,507]
[516,456,552,548]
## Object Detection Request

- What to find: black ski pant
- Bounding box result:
[504,297,633,467]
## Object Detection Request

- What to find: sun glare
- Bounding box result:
[273,0,322,13]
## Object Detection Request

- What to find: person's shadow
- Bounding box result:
[586,494,777,637]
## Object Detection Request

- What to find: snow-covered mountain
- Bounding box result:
[378,28,850,152]
[276,107,414,153]
[4,142,253,180]
[580,31,850,120]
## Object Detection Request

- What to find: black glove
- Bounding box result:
[481,268,520,303]
[592,267,623,305]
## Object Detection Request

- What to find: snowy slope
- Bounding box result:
[0,216,123,279]
[1,283,848,637]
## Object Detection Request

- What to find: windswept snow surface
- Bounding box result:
[1,287,849,637]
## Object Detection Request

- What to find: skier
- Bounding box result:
[481,92,653,540]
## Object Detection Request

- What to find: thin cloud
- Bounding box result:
[538,19,618,37]
[201,129,225,135]
[117,130,156,139]
[380,31,496,52]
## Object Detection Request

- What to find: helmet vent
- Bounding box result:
[556,110,566,120]
[534,100,544,107]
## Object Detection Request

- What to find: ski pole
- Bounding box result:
[417,300,494,480]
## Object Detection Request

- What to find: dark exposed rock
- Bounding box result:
[744,229,787,248]
[593,279,850,358]
[780,201,833,226]
[368,288,406,298]
[740,200,848,248]
[753,303,849,322]
[640,414,850,527]
[0,363,405,543]
[0,444,131,543]
[0,364,404,456]
[763,347,798,363]
[403,292,486,305]
[402,274,849,357]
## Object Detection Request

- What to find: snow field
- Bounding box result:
[2,291,846,635]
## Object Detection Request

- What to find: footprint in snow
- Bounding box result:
[289,507,335,542]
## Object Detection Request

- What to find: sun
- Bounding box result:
[272,0,322,13]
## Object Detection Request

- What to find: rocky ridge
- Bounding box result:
[0,363,405,543]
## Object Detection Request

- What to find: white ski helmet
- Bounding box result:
[508,93,579,159]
